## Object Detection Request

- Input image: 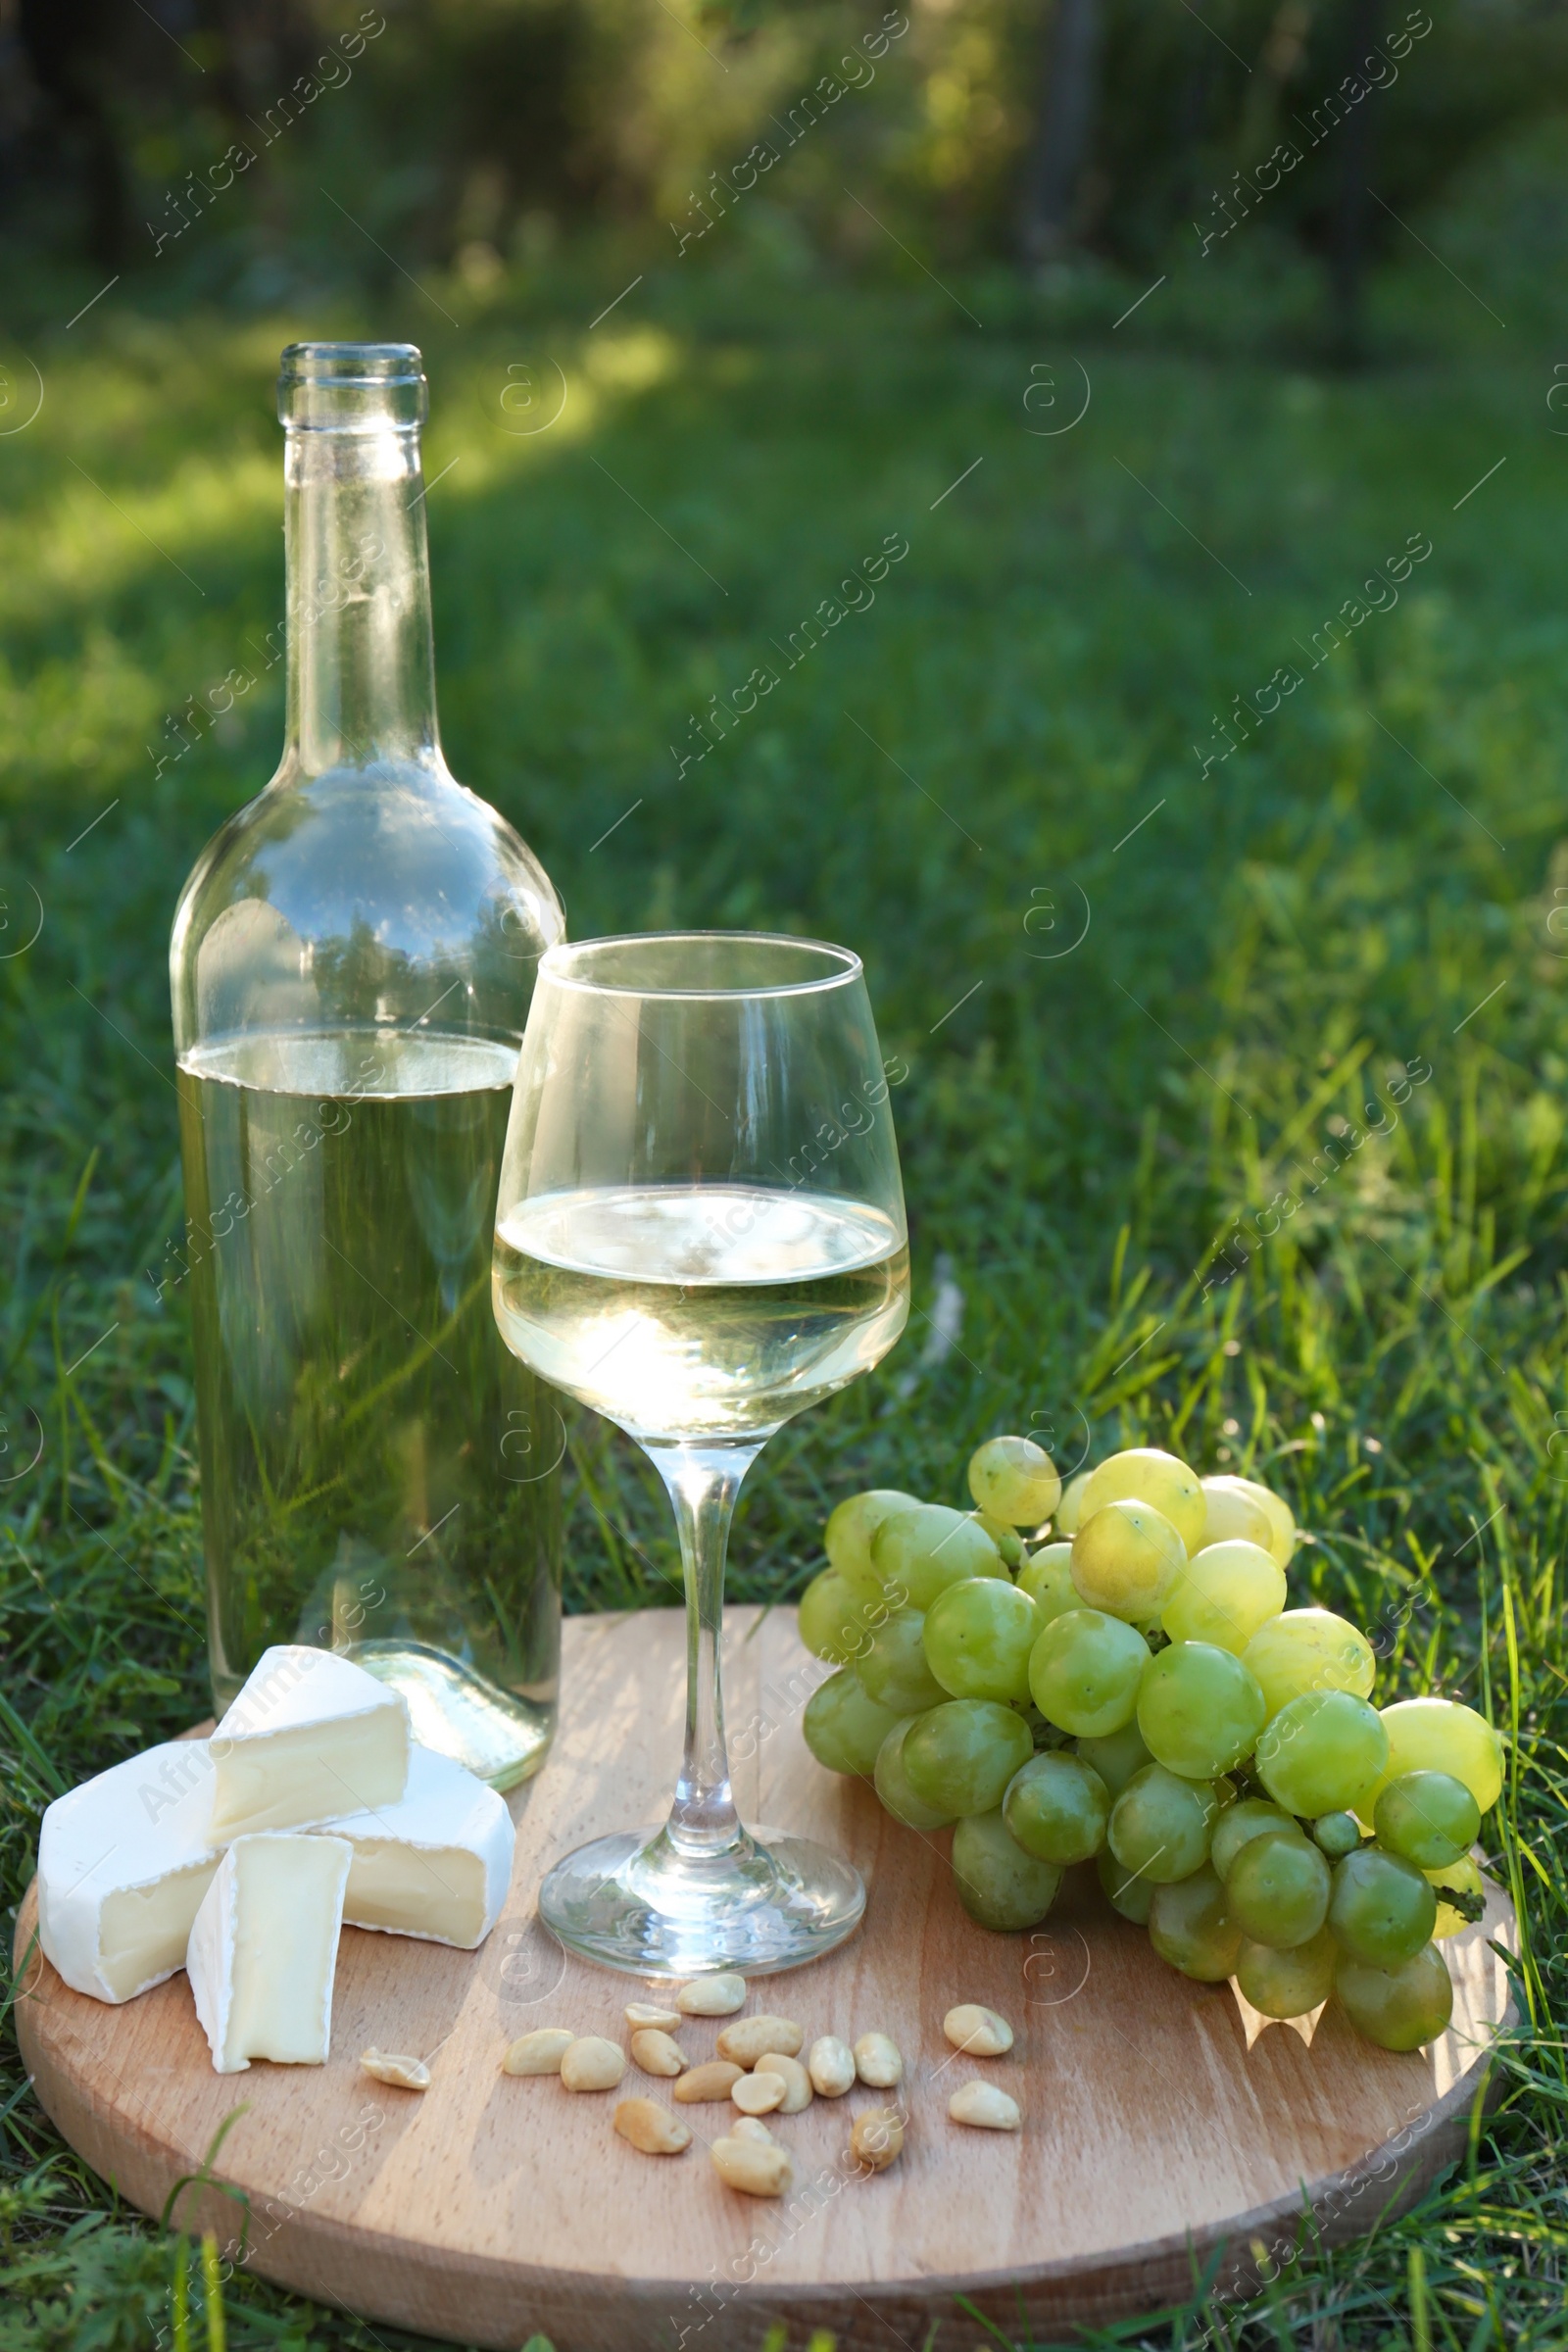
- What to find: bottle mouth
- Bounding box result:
[278,342,428,431]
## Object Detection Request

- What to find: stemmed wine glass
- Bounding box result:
[492,933,909,1975]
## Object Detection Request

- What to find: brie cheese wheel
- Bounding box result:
[187,1833,351,2073]
[209,1646,410,1838]
[314,1743,514,1949]
[36,1738,221,2003]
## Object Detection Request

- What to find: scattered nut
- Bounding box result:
[755,2051,811,2113]
[716,2013,805,2068]
[675,1973,748,2016]
[731,2069,787,2116]
[503,2028,576,2077]
[625,2001,682,2032]
[560,2035,626,2093]
[850,2105,905,2172]
[629,2028,686,2078]
[672,2060,745,2103]
[613,2097,692,2156]
[360,2048,429,2091]
[943,2004,1014,2058]
[853,2031,904,2089]
[710,2134,794,2198]
[731,2116,776,2145]
[807,2034,857,2098]
[949,2081,1021,2132]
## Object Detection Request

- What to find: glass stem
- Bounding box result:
[651,1441,762,1860]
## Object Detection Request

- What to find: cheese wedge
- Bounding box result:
[36,1738,222,2003]
[313,1743,514,1948]
[187,1833,351,2073]
[209,1646,410,1838]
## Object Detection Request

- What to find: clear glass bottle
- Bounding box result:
[170,342,565,1788]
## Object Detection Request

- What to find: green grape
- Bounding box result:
[1373,1772,1480,1871]
[968,1434,1062,1528]
[1028,1608,1150,1738]
[1237,1925,1337,2018]
[1366,1697,1504,1818]
[803,1669,906,1777]
[903,1699,1035,1817]
[873,1716,956,1831]
[1161,1540,1286,1655]
[1328,1845,1438,1967]
[951,1807,1063,1931]
[1107,1763,1219,1884]
[1148,1864,1241,1982]
[922,1577,1040,1703]
[1225,1828,1331,1948]
[825,1488,923,1600]
[1312,1811,1363,1860]
[1427,1854,1486,1938]
[1003,1751,1110,1864]
[971,1510,1024,1568]
[1242,1607,1376,1720]
[1201,1473,1296,1568]
[1098,1844,1154,1923]
[1255,1689,1389,1817]
[1335,1943,1453,2051]
[871,1503,1005,1613]
[1196,1476,1276,1556]
[1055,1468,1093,1536]
[856,1607,949,1714]
[1016,1541,1078,1627]
[798,1569,877,1664]
[1075,1718,1154,1796]
[1209,1798,1300,1884]
[1137,1641,1267,1779]
[1077,1446,1206,1553]
[1071,1499,1187,1622]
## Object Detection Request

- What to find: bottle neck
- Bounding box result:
[283,422,439,775]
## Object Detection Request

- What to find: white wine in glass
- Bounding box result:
[493,933,910,1975]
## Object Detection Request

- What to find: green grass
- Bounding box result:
[3,220,1568,2347]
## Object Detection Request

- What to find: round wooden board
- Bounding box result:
[17,1606,1516,2350]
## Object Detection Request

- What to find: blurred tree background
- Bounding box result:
[4,0,1568,357]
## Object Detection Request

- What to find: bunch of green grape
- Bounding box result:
[799,1438,1503,2055]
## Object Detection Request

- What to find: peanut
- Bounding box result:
[731,2116,776,2145]
[502,2027,575,2077]
[559,2035,626,2093]
[672,2060,745,2103]
[710,2134,793,2197]
[625,2001,682,2032]
[850,2105,905,2172]
[360,2048,429,2091]
[613,2097,692,2155]
[731,2069,786,2116]
[853,2031,904,2088]
[715,2014,804,2068]
[807,2034,856,2098]
[674,1973,748,2016]
[943,2003,1014,2058]
[629,2028,686,2078]
[755,2051,811,2113]
[949,2080,1021,2131]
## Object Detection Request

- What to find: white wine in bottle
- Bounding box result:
[170,345,564,1788]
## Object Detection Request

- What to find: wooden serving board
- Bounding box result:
[17,1607,1516,2350]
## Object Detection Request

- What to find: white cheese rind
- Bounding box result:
[37,1739,222,2003]
[209,1646,410,1838]
[312,1743,514,1949]
[187,1834,351,2074]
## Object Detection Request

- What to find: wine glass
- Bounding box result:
[492,932,910,1975]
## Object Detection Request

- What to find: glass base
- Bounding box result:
[349,1641,557,1791]
[538,1824,865,1978]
